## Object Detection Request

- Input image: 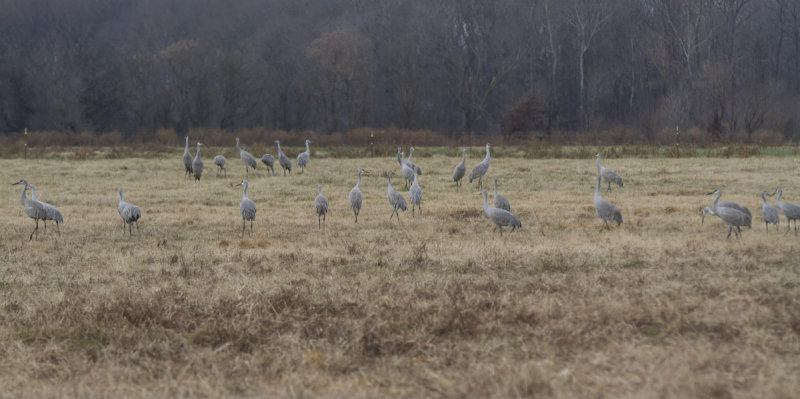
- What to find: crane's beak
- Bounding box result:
[705,190,717,195]
[12,180,23,185]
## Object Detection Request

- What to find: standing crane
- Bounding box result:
[297,139,311,173]
[192,142,204,182]
[275,140,292,175]
[29,184,63,235]
[594,175,623,230]
[182,136,193,179]
[481,189,521,236]
[397,149,415,188]
[406,147,422,175]
[493,177,511,212]
[707,189,752,227]
[773,188,800,234]
[235,137,258,178]
[349,169,365,223]
[213,155,227,177]
[314,184,329,229]
[704,188,751,239]
[453,148,466,191]
[260,154,275,175]
[594,152,623,191]
[409,173,422,217]
[468,144,491,190]
[12,179,45,240]
[235,180,256,237]
[386,170,408,221]
[117,187,141,237]
[761,190,779,235]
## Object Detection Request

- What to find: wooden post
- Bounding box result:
[675,125,680,159]
[24,128,27,159]
[370,131,374,157]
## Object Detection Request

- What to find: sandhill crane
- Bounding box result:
[235,137,258,178]
[406,147,422,175]
[594,175,623,230]
[704,189,751,239]
[192,142,204,182]
[469,143,490,190]
[349,169,365,223]
[118,187,141,237]
[297,139,311,173]
[410,173,422,217]
[493,177,511,212]
[594,152,623,191]
[314,184,329,229]
[453,148,466,191]
[29,184,62,235]
[761,190,779,235]
[182,136,193,179]
[261,154,275,175]
[12,180,45,240]
[773,188,800,234]
[707,189,752,227]
[213,155,227,176]
[386,170,407,220]
[481,189,521,236]
[235,180,256,237]
[397,149,415,188]
[275,140,292,175]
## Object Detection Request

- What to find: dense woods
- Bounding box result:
[1,0,799,143]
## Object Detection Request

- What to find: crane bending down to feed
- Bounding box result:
[275,140,292,175]
[493,177,510,212]
[192,142,204,182]
[30,184,63,235]
[773,188,800,234]
[213,155,227,176]
[481,189,521,236]
[469,144,491,190]
[761,190,779,235]
[118,187,141,237]
[235,137,258,178]
[236,180,256,237]
[261,154,275,175]
[704,189,750,239]
[406,147,422,175]
[594,152,623,191]
[297,139,311,173]
[410,173,422,217]
[453,148,466,191]
[386,170,407,221]
[594,175,623,231]
[182,136,193,179]
[349,169,365,223]
[13,180,45,240]
[707,189,752,227]
[314,184,329,229]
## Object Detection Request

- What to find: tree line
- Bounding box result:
[1,0,799,143]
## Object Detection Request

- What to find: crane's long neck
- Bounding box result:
[595,176,601,198]
[408,148,414,162]
[305,141,310,153]
[318,185,322,195]
[762,191,768,205]
[595,156,601,172]
[485,146,490,161]
[242,183,249,199]
[185,137,189,152]
[388,175,393,192]
[276,142,282,155]
[494,179,498,195]
[30,186,37,201]
[483,191,490,212]
[777,190,783,203]
[461,150,466,162]
[397,151,403,166]
[196,144,201,158]
[20,183,28,206]
[357,173,362,188]
[119,189,124,202]
[236,140,241,152]
[712,190,721,210]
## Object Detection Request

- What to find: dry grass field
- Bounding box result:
[0,148,799,398]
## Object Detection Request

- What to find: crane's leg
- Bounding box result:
[765,222,769,235]
[250,220,254,236]
[323,213,326,228]
[242,220,246,237]
[56,221,60,236]
[318,214,322,229]
[499,226,503,236]
[30,219,39,240]
[136,221,140,237]
[478,176,482,191]
[726,225,733,239]
[354,208,358,223]
[420,204,422,216]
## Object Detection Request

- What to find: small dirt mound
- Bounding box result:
[449,208,482,219]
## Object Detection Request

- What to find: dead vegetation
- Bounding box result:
[0,154,798,397]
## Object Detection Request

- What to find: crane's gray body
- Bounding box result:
[182,136,193,179]
[30,184,63,235]
[708,189,752,229]
[594,175,623,230]
[213,155,227,176]
[469,144,491,190]
[761,190,779,234]
[314,184,329,228]
[297,139,311,173]
[774,188,800,234]
[275,140,292,175]
[13,180,46,240]
[260,154,275,175]
[398,150,415,188]
[705,189,751,239]
[387,170,407,220]
[192,142,203,181]
[349,169,364,223]
[235,137,258,178]
[236,180,256,237]
[453,148,466,191]
[594,153,623,191]
[118,187,141,237]
[493,177,510,212]
[406,147,422,175]
[482,189,521,236]
[410,173,422,216]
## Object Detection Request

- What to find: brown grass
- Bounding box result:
[0,152,798,397]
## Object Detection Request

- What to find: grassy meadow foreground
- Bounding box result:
[0,150,799,397]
